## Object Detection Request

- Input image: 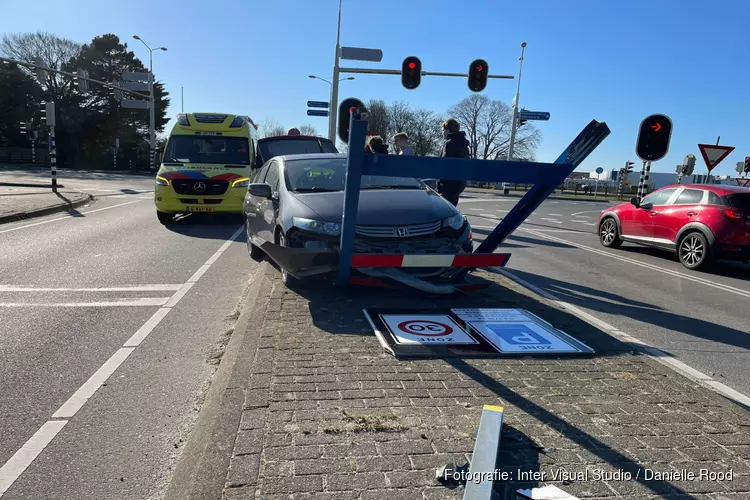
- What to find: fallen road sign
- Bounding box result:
[379,315,477,345]
[698,143,735,172]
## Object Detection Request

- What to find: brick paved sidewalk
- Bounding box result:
[222,263,750,500]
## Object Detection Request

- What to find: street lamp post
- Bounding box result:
[326,0,344,142]
[506,42,527,161]
[133,35,167,171]
[309,75,354,135]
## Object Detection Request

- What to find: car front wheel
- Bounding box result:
[599,218,622,248]
[678,232,711,270]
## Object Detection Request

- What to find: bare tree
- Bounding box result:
[407,108,444,156]
[366,99,389,138]
[259,117,286,138]
[0,31,82,100]
[298,124,318,136]
[447,94,540,161]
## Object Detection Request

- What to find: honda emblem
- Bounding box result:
[396,227,408,237]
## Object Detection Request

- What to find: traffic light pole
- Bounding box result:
[338,67,514,79]
[327,0,343,142]
[507,43,526,161]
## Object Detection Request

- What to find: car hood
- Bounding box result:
[291,188,457,225]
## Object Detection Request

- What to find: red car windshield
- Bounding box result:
[723,193,750,211]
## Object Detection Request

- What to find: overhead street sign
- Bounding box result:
[307,109,329,117]
[121,99,150,110]
[518,110,550,121]
[307,101,329,109]
[698,143,735,172]
[121,71,150,82]
[122,81,150,92]
[340,46,383,62]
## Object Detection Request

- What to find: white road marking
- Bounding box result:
[138,196,153,199]
[0,200,141,235]
[0,298,170,307]
[52,348,135,418]
[494,267,750,409]
[467,208,483,211]
[0,421,68,495]
[472,225,579,234]
[549,213,563,216]
[571,220,589,223]
[540,218,563,224]
[571,210,599,217]
[495,209,508,213]
[459,198,513,203]
[522,228,750,299]
[582,222,596,226]
[0,225,245,496]
[0,285,182,292]
[479,213,496,218]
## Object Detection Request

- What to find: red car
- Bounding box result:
[597,184,750,270]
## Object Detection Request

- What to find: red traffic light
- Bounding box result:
[468,58,489,93]
[401,56,422,90]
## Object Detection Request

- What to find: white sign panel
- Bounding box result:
[469,321,581,353]
[121,99,150,110]
[380,314,477,345]
[121,71,150,82]
[451,308,532,323]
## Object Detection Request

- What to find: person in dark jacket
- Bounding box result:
[438,118,470,207]
[365,135,389,154]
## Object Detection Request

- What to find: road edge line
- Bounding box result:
[0,193,93,225]
[163,261,273,500]
[493,267,750,411]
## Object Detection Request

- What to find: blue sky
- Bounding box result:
[2,0,749,175]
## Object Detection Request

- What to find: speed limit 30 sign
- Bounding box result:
[380,315,477,345]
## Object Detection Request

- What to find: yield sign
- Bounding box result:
[698,144,735,172]
[736,178,750,187]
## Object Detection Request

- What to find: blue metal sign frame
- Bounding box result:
[336,111,610,285]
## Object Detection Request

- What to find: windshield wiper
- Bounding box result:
[362,185,421,190]
[293,187,340,193]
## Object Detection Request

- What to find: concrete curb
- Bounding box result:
[164,262,273,500]
[493,267,750,412]
[0,193,93,225]
[0,182,66,188]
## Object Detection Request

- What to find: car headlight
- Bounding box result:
[155,176,169,186]
[232,178,250,188]
[292,217,341,236]
[442,213,465,230]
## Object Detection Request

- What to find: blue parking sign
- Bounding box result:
[485,324,551,345]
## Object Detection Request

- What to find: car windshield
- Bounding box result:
[259,138,338,163]
[163,136,250,165]
[724,193,750,210]
[284,158,423,192]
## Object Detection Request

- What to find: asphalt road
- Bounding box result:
[459,192,750,398]
[0,172,255,499]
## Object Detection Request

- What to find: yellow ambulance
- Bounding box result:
[154,112,258,224]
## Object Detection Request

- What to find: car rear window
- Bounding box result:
[259,138,338,162]
[723,193,750,211]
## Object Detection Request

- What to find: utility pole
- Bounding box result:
[327,0,343,142]
[506,42,527,161]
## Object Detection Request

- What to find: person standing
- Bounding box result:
[366,135,389,154]
[392,132,414,156]
[287,128,301,135]
[438,118,470,207]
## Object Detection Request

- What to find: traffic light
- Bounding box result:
[636,114,673,162]
[625,161,635,173]
[681,164,690,175]
[468,59,489,92]
[682,154,696,176]
[337,97,366,143]
[745,157,750,173]
[401,56,422,90]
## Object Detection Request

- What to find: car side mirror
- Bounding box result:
[630,197,640,208]
[422,178,439,190]
[248,183,272,199]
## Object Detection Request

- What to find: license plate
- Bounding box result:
[185,206,215,213]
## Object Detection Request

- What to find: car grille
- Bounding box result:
[171,180,228,196]
[193,113,227,123]
[355,220,442,238]
[179,198,223,204]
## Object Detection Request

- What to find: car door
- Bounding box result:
[652,188,705,244]
[626,188,678,240]
[245,162,270,243]
[259,161,281,244]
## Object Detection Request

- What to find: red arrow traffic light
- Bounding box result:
[650,123,662,132]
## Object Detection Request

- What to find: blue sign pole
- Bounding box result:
[337,112,367,285]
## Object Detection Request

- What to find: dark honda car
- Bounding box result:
[253,135,338,170]
[243,153,472,286]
